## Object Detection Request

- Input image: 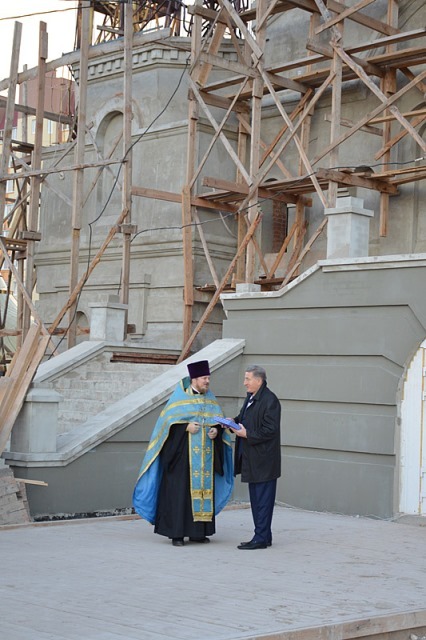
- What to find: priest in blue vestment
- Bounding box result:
[133,360,234,546]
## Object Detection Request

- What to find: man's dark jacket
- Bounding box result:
[234,382,281,483]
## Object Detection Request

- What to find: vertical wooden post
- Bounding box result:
[380,0,398,238]
[0,22,22,230]
[68,1,90,348]
[328,22,343,209]
[293,103,312,256]
[236,117,248,283]
[21,64,28,144]
[181,7,202,350]
[245,0,267,283]
[23,22,47,339]
[18,64,28,347]
[119,0,134,325]
[181,186,194,347]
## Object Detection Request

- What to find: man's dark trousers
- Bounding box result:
[249,479,277,544]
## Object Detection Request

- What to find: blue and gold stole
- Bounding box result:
[133,376,234,524]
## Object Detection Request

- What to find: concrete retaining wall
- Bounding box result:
[222,255,426,519]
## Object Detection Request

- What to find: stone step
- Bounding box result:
[54,378,145,393]
[79,360,170,373]
[53,364,170,384]
[58,398,108,422]
[50,357,173,433]
[57,387,133,402]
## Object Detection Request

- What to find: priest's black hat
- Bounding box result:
[187,360,210,379]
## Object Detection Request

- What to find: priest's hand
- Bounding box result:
[187,422,201,434]
[207,427,218,440]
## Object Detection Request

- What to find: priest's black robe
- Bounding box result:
[154,423,224,540]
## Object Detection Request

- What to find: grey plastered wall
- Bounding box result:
[221,256,426,519]
[36,40,239,352]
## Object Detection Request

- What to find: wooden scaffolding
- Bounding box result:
[0,0,425,391]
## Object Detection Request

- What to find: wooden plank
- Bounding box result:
[198,51,258,80]
[315,0,376,35]
[193,209,220,290]
[0,326,49,456]
[0,28,172,93]
[110,352,178,364]
[328,17,344,208]
[324,113,382,136]
[0,96,74,125]
[375,113,426,161]
[181,187,193,348]
[327,0,399,35]
[316,168,398,195]
[282,220,308,280]
[217,0,263,61]
[48,206,129,336]
[267,219,298,278]
[334,45,426,153]
[258,89,314,175]
[260,67,329,208]
[239,71,334,214]
[379,0,398,240]
[196,22,228,87]
[0,158,122,183]
[401,68,426,98]
[132,184,238,214]
[68,1,90,348]
[188,77,252,185]
[189,78,250,190]
[0,22,22,224]
[119,0,133,318]
[246,0,267,283]
[23,21,47,339]
[14,478,48,486]
[281,217,328,288]
[236,117,249,283]
[312,68,426,165]
[0,237,50,336]
[178,212,262,363]
[202,176,305,205]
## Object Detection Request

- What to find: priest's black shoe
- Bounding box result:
[172,538,184,546]
[237,540,268,550]
[189,536,210,543]
[239,540,272,547]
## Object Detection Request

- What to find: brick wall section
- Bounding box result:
[272,200,288,253]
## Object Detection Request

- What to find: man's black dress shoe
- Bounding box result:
[172,538,184,546]
[189,536,210,543]
[239,540,272,547]
[237,540,268,550]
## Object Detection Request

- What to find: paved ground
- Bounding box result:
[1,505,426,640]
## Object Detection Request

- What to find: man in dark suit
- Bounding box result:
[231,365,281,550]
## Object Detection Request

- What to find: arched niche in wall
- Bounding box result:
[76,310,90,345]
[94,110,124,227]
[399,337,426,516]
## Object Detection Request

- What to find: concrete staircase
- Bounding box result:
[57,362,171,433]
[34,346,173,435]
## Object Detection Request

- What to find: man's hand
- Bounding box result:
[207,427,218,440]
[233,423,247,438]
